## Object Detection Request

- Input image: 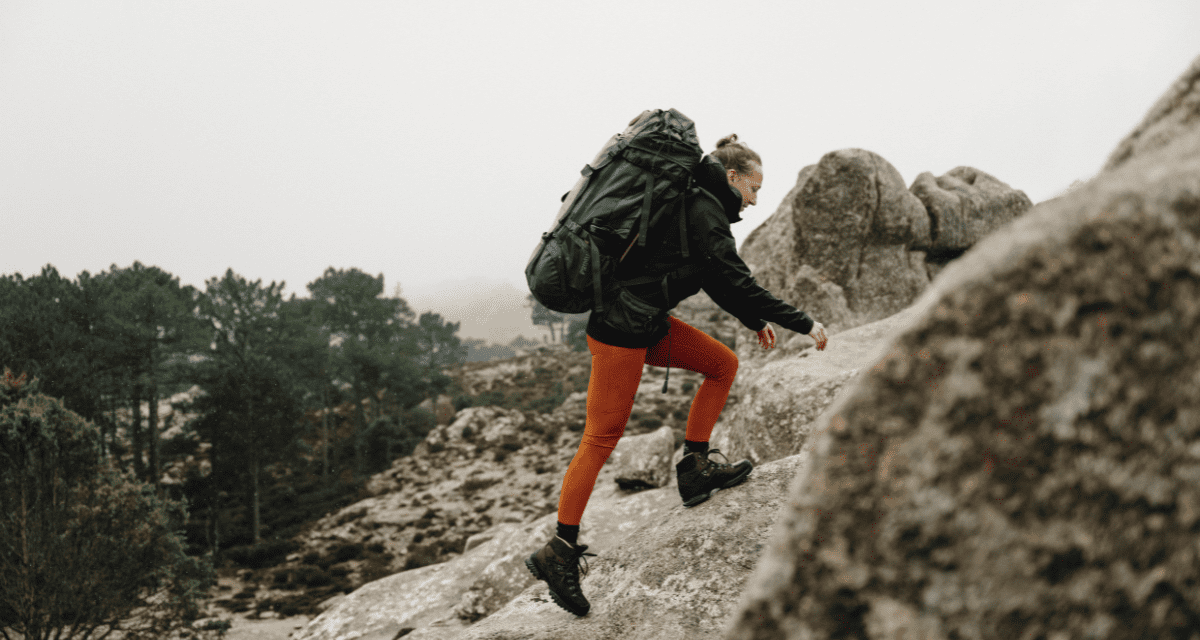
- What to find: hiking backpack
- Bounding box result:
[525,108,704,314]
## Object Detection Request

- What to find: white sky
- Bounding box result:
[2,1,1197,304]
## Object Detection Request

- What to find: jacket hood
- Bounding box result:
[692,155,745,223]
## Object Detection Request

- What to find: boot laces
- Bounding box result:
[577,550,597,578]
[696,448,732,473]
[554,540,598,581]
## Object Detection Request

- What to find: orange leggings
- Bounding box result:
[557,316,739,526]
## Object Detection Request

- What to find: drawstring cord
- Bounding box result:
[662,275,671,393]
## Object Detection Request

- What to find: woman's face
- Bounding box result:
[727,163,763,213]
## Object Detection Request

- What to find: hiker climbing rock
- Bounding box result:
[525,110,828,617]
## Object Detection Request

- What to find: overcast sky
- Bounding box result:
[2,1,1197,307]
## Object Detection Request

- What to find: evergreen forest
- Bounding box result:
[0,262,465,568]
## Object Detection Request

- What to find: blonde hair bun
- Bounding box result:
[711,133,761,174]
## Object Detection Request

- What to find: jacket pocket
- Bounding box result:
[603,287,665,335]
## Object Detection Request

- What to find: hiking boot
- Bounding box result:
[525,536,597,616]
[676,449,753,507]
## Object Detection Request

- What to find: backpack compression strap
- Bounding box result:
[638,172,653,250]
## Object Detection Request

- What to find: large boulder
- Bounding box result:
[909,166,1033,259]
[739,150,1032,349]
[455,453,809,640]
[740,149,933,337]
[728,55,1200,640]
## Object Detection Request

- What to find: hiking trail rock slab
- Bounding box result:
[455,453,809,640]
[295,478,679,640]
[710,301,934,468]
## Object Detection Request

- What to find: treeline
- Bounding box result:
[0,262,465,552]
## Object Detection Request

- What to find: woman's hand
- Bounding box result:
[809,321,828,351]
[756,323,776,350]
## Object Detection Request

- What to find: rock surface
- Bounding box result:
[256,348,708,618]
[739,150,1032,346]
[909,166,1033,256]
[709,301,933,467]
[456,453,808,640]
[295,479,679,640]
[1105,53,1200,171]
[611,425,676,490]
[728,55,1200,640]
[740,149,933,337]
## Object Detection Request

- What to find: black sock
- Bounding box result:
[556,522,579,546]
[684,440,709,456]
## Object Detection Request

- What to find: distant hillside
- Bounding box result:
[403,277,549,345]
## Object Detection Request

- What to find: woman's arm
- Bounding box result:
[692,198,816,337]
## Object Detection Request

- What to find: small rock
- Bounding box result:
[611,425,675,490]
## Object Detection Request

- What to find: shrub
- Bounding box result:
[360,552,396,583]
[293,564,332,587]
[472,390,507,407]
[461,477,500,494]
[637,416,663,430]
[0,370,214,640]
[681,381,695,393]
[332,542,364,563]
[224,538,297,569]
[524,395,563,413]
[452,394,476,411]
[199,618,232,634]
[403,543,441,570]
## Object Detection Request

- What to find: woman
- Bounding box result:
[526,134,829,616]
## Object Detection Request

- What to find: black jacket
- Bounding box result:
[587,155,815,348]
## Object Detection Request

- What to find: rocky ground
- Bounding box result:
[199,345,710,621]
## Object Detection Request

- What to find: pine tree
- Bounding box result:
[0,369,212,640]
[192,269,307,544]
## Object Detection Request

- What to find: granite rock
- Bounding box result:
[611,425,676,490]
[1105,54,1200,171]
[740,149,932,338]
[457,453,809,640]
[710,301,933,467]
[296,474,680,640]
[727,55,1200,640]
[909,166,1033,256]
